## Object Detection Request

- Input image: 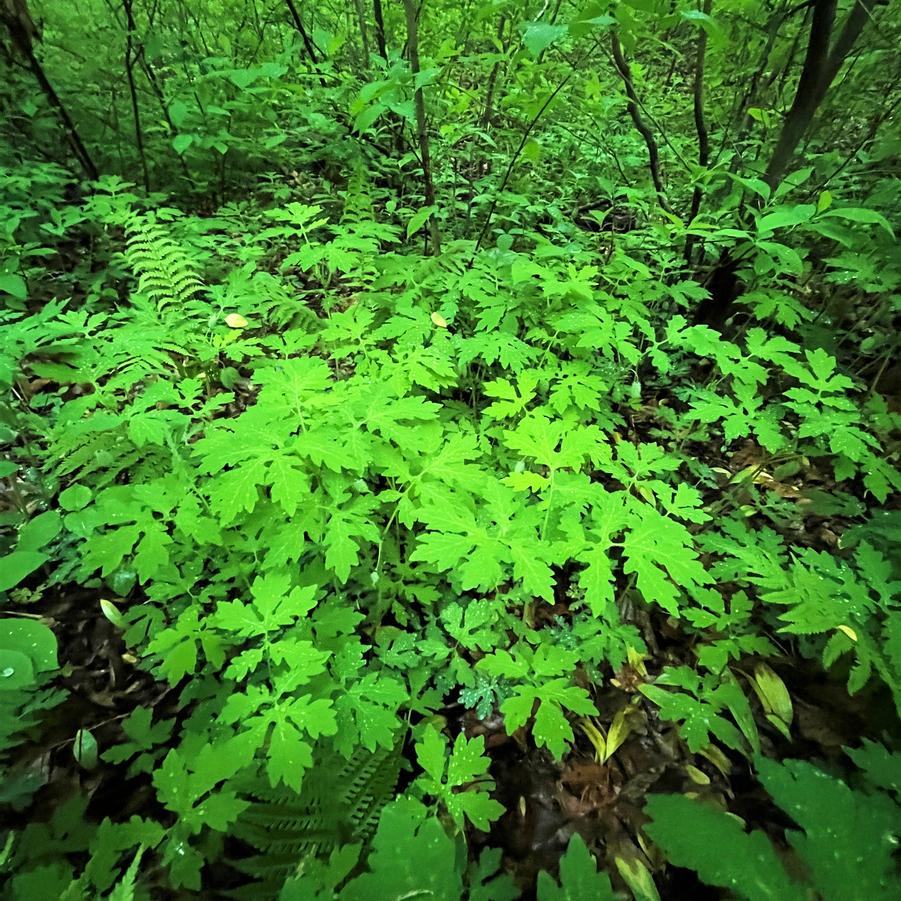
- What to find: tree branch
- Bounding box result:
[763,0,836,188]
[685,0,712,263]
[403,0,440,255]
[610,33,672,213]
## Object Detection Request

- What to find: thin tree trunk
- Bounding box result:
[284,0,319,63]
[403,0,440,255]
[0,0,98,179]
[123,0,150,191]
[699,0,880,328]
[764,0,876,189]
[729,1,791,147]
[684,0,712,263]
[479,14,507,128]
[764,0,836,187]
[353,0,370,62]
[610,33,671,213]
[134,45,192,181]
[372,0,388,60]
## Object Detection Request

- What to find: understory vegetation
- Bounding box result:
[1,0,899,897]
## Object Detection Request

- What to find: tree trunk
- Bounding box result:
[684,0,712,264]
[372,0,388,60]
[765,0,877,190]
[403,0,440,255]
[284,0,319,63]
[610,33,672,213]
[0,0,98,179]
[698,0,879,327]
[123,0,150,191]
[353,0,370,63]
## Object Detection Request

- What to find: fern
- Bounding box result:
[124,214,205,310]
[227,743,402,896]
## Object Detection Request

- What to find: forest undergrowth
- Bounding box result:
[0,1,899,898]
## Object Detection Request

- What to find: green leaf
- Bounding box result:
[407,205,438,239]
[208,461,265,523]
[229,68,257,89]
[59,484,92,511]
[73,728,99,770]
[353,103,385,133]
[0,649,35,690]
[622,508,709,616]
[446,732,490,787]
[757,757,900,901]
[845,741,901,795]
[172,133,193,154]
[537,834,615,900]
[0,618,58,672]
[728,173,771,202]
[414,727,503,830]
[820,207,895,238]
[522,22,567,57]
[578,546,615,616]
[341,799,463,901]
[415,725,447,784]
[169,99,188,127]
[0,274,27,299]
[644,794,805,901]
[757,204,815,234]
[614,855,660,901]
[509,543,554,602]
[449,791,505,833]
[267,718,313,792]
[0,551,47,592]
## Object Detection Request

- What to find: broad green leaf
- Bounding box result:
[59,484,92,511]
[0,551,47,592]
[0,649,35,690]
[341,799,463,901]
[644,794,805,901]
[820,207,895,238]
[522,22,567,57]
[168,99,188,127]
[758,757,900,901]
[407,205,438,239]
[0,274,27,299]
[0,618,58,672]
[537,834,615,900]
[757,204,815,234]
[73,728,99,770]
[172,134,193,155]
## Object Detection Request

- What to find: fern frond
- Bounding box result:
[124,214,205,310]
[226,743,402,897]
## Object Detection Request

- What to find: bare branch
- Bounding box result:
[610,33,672,214]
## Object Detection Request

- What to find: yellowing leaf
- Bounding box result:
[614,855,661,901]
[225,313,248,329]
[699,744,732,776]
[685,765,711,786]
[602,706,636,763]
[751,663,793,727]
[430,311,448,328]
[100,599,127,628]
[577,717,606,762]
